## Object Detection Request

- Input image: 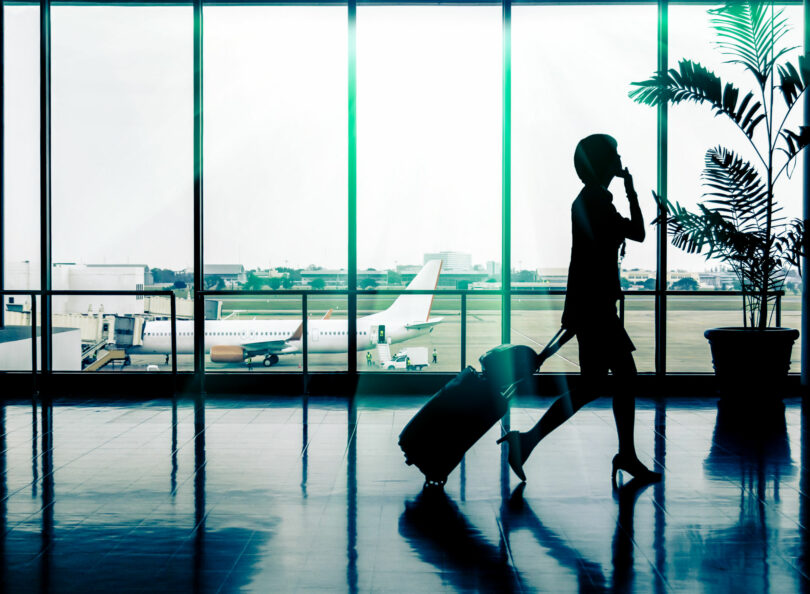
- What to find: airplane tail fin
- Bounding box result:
[383,260,442,321]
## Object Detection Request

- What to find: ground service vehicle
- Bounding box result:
[387,347,429,371]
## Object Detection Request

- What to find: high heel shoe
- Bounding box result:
[497,431,528,482]
[611,454,662,488]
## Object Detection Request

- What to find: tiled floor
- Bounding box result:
[0,394,808,592]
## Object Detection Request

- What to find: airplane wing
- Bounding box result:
[241,340,291,357]
[240,321,304,357]
[405,317,443,330]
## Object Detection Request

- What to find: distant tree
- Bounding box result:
[387,271,402,286]
[311,278,326,291]
[620,277,631,289]
[204,276,225,290]
[670,277,699,291]
[456,280,470,290]
[172,280,187,290]
[267,277,282,290]
[642,278,656,291]
[281,276,293,289]
[243,273,266,291]
[360,278,378,290]
[276,267,302,281]
[152,268,177,284]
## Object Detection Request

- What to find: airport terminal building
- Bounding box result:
[1,0,810,591]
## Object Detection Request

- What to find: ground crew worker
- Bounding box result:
[406,356,411,370]
[432,348,438,364]
[366,351,373,367]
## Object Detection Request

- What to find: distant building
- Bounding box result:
[203,264,246,287]
[536,268,569,289]
[299,269,387,288]
[698,270,739,289]
[424,252,472,272]
[53,263,148,315]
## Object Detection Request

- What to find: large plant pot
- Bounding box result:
[704,327,799,402]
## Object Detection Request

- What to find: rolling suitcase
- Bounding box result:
[399,329,574,487]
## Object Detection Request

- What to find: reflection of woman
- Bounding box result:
[501,480,654,593]
[498,134,661,484]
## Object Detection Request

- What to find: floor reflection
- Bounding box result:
[399,487,522,592]
[698,400,797,590]
[0,395,807,592]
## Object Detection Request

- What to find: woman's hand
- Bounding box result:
[618,167,637,200]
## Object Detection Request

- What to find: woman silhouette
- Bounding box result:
[498,134,661,485]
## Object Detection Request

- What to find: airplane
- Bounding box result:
[131,259,444,367]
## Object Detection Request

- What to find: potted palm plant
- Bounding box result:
[630,0,806,400]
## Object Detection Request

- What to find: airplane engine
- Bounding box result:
[210,345,246,363]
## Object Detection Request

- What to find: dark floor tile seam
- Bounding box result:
[42,405,170,466]
[205,402,304,442]
[37,421,202,512]
[212,532,260,594]
[205,405,267,426]
[245,406,301,426]
[763,540,810,582]
[5,442,180,535]
[37,411,201,501]
[0,407,46,443]
[610,509,670,589]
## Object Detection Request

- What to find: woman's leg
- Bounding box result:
[609,350,660,481]
[516,338,606,460]
[610,350,638,460]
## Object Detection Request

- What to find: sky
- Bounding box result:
[3,4,806,280]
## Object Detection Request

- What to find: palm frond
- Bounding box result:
[778,125,810,161]
[777,55,810,110]
[773,218,806,271]
[708,1,794,86]
[701,147,768,233]
[630,60,764,140]
[652,193,764,261]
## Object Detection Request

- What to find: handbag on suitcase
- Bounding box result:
[398,329,574,487]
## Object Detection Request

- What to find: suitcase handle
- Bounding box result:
[535,328,576,369]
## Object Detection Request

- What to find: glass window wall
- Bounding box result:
[668,4,804,372]
[1,1,806,377]
[511,4,658,372]
[49,6,193,371]
[2,6,41,371]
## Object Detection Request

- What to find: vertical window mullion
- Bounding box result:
[194,0,205,384]
[348,0,357,375]
[40,0,52,375]
[502,0,511,346]
[656,0,668,378]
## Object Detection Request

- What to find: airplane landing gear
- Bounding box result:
[263,354,279,367]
